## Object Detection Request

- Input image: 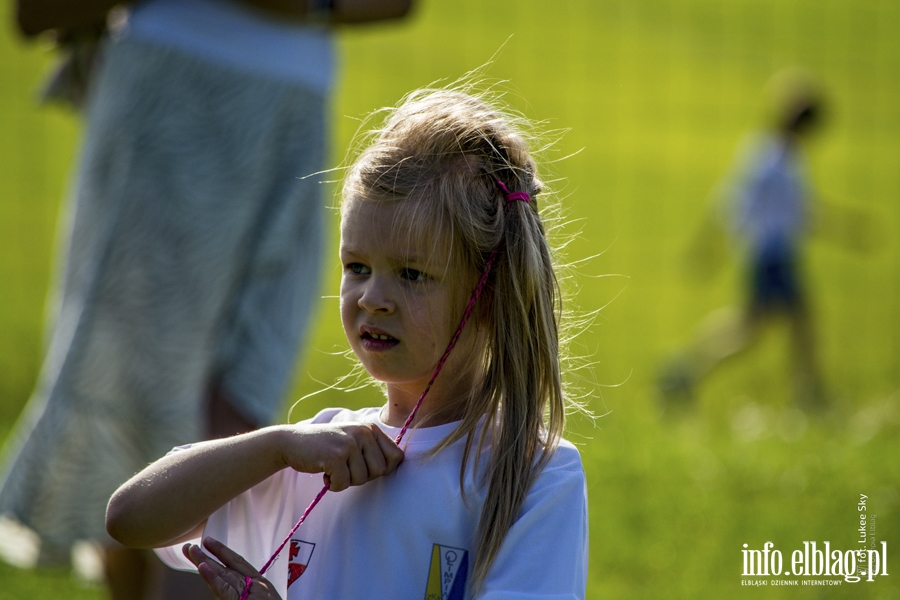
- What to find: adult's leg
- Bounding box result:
[105,546,151,600]
[152,552,215,600]
[207,384,258,439]
[151,53,327,600]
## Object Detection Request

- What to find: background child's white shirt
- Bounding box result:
[728,133,810,256]
[156,407,588,599]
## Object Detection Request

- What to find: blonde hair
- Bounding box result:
[343,88,567,589]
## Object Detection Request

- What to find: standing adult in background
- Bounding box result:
[0,1,414,598]
[658,70,827,409]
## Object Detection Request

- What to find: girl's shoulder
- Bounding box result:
[305,406,381,425]
[519,439,587,519]
[539,438,585,479]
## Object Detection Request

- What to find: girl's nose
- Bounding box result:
[358,278,395,314]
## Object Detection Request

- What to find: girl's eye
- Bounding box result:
[402,268,427,282]
[346,263,370,275]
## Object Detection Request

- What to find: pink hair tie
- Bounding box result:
[496,180,530,204]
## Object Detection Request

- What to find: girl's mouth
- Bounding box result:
[361,331,399,351]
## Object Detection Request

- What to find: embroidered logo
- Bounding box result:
[424,544,468,600]
[287,539,316,588]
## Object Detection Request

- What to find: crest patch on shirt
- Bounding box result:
[424,544,468,600]
[287,539,315,588]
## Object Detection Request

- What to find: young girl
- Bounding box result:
[106,88,588,599]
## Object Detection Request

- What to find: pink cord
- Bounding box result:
[495,180,530,204]
[239,182,521,599]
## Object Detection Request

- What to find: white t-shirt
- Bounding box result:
[156,407,588,599]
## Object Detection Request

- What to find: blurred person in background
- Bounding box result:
[658,70,828,411]
[0,1,413,598]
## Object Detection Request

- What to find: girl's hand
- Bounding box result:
[278,423,404,492]
[184,538,281,600]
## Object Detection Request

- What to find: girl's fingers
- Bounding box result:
[374,427,405,473]
[182,544,244,599]
[203,537,262,577]
[184,540,280,599]
[284,423,404,490]
[347,444,369,486]
[196,561,242,600]
[183,543,220,576]
[360,434,388,479]
[328,462,351,491]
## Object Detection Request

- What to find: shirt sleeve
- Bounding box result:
[477,442,589,599]
[155,468,300,598]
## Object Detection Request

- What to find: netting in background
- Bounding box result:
[0,1,898,598]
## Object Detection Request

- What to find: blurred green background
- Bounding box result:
[1,0,898,598]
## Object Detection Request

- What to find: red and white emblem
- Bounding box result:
[287,539,316,588]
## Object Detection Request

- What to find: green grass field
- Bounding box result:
[1,0,898,598]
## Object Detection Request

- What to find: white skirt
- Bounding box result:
[0,34,327,563]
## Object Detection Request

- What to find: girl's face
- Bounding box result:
[340,198,478,404]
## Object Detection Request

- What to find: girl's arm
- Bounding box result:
[106,422,404,549]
